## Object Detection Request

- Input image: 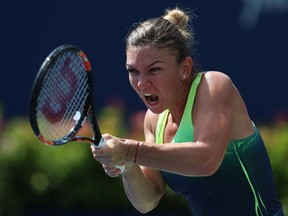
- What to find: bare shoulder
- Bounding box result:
[203,71,234,89]
[204,71,231,79]
[199,71,254,138]
[200,71,235,101]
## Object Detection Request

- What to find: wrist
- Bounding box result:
[124,140,142,165]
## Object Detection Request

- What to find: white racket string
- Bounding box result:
[36,51,89,141]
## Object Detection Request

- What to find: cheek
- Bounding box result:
[129,76,138,91]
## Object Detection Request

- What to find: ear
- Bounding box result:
[180,57,193,80]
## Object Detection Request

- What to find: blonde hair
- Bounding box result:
[163,7,192,39]
[126,7,196,66]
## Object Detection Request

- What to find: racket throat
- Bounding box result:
[73,136,95,144]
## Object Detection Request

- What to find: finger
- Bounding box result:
[103,165,120,177]
[90,145,103,155]
[102,133,114,139]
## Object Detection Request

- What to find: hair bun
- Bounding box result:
[163,7,190,30]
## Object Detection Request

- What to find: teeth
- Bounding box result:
[144,93,152,96]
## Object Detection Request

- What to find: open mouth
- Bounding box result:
[144,93,159,105]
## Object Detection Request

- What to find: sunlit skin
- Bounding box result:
[91,45,255,213]
[126,46,193,122]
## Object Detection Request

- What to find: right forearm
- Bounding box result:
[122,165,163,214]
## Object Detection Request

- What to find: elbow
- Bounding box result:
[198,158,222,177]
[133,195,162,214]
[201,164,218,176]
[135,201,159,214]
[138,207,155,214]
[197,147,225,176]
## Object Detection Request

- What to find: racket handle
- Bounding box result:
[95,138,126,173]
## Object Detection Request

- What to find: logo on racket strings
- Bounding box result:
[41,58,77,124]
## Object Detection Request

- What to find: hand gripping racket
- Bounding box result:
[29,44,125,172]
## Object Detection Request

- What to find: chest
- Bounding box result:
[163,119,179,143]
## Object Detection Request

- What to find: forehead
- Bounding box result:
[126,46,176,67]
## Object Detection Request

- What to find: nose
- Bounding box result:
[137,74,151,90]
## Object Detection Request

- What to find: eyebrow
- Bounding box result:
[126,60,164,69]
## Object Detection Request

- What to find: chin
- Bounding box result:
[147,106,165,114]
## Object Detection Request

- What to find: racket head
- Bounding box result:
[29,45,95,145]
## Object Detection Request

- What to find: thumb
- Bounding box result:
[102,133,114,140]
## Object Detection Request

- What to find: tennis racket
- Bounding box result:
[29,44,125,172]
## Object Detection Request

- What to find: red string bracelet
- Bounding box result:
[133,142,140,163]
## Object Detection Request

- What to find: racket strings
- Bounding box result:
[36,51,89,141]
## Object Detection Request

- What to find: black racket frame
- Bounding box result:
[29,45,102,146]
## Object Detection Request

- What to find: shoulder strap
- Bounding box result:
[155,109,169,144]
[155,73,203,144]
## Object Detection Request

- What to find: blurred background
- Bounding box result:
[0,0,287,215]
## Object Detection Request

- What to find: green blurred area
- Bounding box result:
[0,104,287,215]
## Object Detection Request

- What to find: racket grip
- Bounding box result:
[95,138,126,173]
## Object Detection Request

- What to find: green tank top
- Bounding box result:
[156,72,202,144]
[154,72,283,215]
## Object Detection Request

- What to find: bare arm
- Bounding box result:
[120,74,235,212]
[133,72,235,176]
[92,72,252,210]
[121,166,165,213]
[91,124,166,214]
[121,111,166,213]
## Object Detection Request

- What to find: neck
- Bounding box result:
[169,78,193,124]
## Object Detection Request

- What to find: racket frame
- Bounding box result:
[29,45,101,146]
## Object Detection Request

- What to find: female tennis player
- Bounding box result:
[91,7,284,215]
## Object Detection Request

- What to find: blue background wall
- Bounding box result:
[1,0,288,122]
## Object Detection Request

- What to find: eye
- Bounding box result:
[127,68,139,76]
[149,67,161,73]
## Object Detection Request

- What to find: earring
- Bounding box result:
[182,75,186,80]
